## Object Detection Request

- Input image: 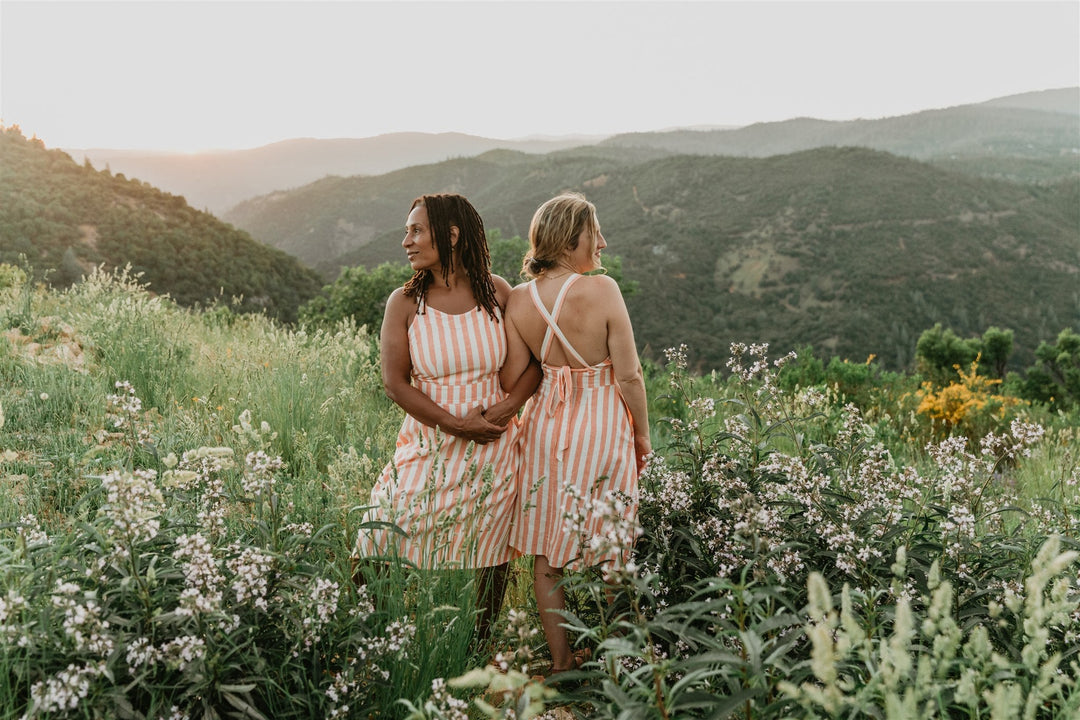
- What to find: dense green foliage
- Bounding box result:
[2,269,1077,719]
[226,145,1080,373]
[298,261,415,332]
[915,324,1015,381]
[0,126,323,322]
[1021,328,1080,411]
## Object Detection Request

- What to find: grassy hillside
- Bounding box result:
[0,126,323,322]
[2,268,1076,718]
[225,145,1080,373]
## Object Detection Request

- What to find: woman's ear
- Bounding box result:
[449,226,460,247]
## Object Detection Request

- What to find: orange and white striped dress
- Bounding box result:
[510,275,639,570]
[355,301,518,569]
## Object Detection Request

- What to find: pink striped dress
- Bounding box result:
[356,301,518,569]
[509,275,639,570]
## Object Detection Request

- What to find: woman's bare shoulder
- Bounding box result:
[505,281,533,312]
[384,287,417,318]
[576,273,621,297]
[491,274,513,304]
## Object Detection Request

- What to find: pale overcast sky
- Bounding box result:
[2,1,1077,152]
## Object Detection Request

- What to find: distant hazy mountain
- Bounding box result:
[223,145,1080,372]
[0,127,322,322]
[64,133,609,215]
[600,88,1079,168]
[979,87,1079,114]
[64,89,1077,215]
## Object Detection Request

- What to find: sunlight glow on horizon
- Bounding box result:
[2,1,1077,153]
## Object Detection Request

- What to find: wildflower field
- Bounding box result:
[1,265,1077,719]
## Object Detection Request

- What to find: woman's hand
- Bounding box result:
[634,433,652,474]
[455,405,507,445]
[482,398,518,427]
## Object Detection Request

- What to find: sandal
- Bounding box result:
[536,647,591,687]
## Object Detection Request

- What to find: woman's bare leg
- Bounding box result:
[534,554,573,671]
[476,562,509,648]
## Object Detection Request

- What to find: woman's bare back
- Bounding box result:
[511,274,615,368]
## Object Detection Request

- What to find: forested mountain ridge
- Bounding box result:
[66,88,1080,215]
[0,126,323,322]
[225,144,1080,372]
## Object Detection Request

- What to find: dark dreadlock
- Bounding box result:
[401,194,500,321]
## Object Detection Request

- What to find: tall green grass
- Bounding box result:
[1,266,1077,718]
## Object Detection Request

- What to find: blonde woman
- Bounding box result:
[500,192,650,674]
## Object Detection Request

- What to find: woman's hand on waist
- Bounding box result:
[451,405,507,444]
[481,397,519,427]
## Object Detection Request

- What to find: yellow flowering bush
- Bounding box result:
[917,357,1025,441]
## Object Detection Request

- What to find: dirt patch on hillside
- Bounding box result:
[3,317,89,373]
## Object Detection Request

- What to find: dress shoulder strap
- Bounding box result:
[528,276,590,367]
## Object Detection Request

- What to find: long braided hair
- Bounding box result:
[401,194,500,320]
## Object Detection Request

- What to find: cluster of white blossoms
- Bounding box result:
[26,661,104,715]
[173,533,224,616]
[51,582,113,657]
[727,342,797,414]
[231,408,278,450]
[426,677,470,720]
[158,635,208,671]
[124,634,207,673]
[493,608,539,674]
[324,664,360,720]
[642,340,1069,597]
[0,588,29,646]
[663,343,689,374]
[98,468,164,547]
[175,446,235,536]
[323,604,415,719]
[920,422,1047,572]
[300,578,341,650]
[979,419,1045,462]
[758,406,917,577]
[561,479,641,577]
[638,456,693,515]
[242,450,283,496]
[17,514,48,547]
[323,620,416,719]
[371,618,416,656]
[226,546,275,610]
[105,380,142,429]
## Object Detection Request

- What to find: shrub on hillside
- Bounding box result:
[441,343,1079,718]
[1021,328,1080,411]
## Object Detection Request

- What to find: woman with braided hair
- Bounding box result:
[355,193,539,643]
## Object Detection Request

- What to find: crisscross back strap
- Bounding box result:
[528,276,590,367]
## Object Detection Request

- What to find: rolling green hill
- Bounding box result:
[0,126,323,322]
[224,145,1080,372]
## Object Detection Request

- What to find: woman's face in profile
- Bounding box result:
[566,221,606,273]
[403,205,440,272]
